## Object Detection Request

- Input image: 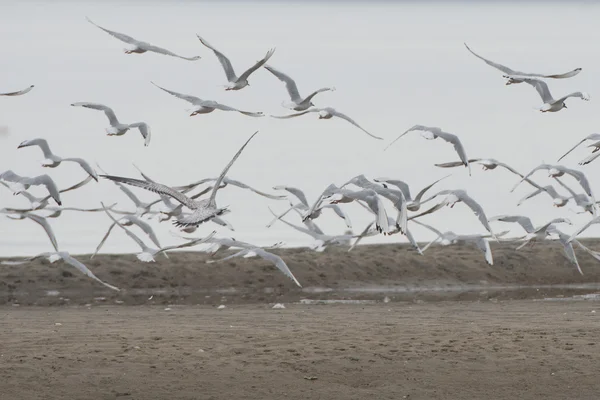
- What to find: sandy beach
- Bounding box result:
[1,301,599,400]
[2,243,600,399]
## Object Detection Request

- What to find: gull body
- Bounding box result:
[264,64,334,111]
[522,78,589,112]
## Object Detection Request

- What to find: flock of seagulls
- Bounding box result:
[2,19,599,292]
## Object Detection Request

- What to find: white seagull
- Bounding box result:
[0,176,92,211]
[373,175,449,212]
[411,189,495,236]
[206,247,301,287]
[512,164,594,199]
[464,43,582,85]
[1,251,120,291]
[71,102,151,146]
[272,107,382,140]
[101,203,216,262]
[101,131,259,228]
[386,125,471,175]
[17,138,98,181]
[86,17,200,61]
[196,34,274,90]
[2,211,59,251]
[0,170,61,205]
[523,78,590,112]
[556,133,600,163]
[0,85,34,96]
[151,82,263,117]
[92,215,165,258]
[264,64,334,111]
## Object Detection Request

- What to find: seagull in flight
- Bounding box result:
[512,164,594,199]
[206,246,301,287]
[86,17,200,61]
[0,85,34,96]
[386,125,471,175]
[373,175,449,212]
[17,138,98,181]
[523,78,589,112]
[101,131,259,228]
[92,214,165,259]
[101,203,216,262]
[410,189,495,236]
[272,107,382,140]
[464,43,582,85]
[196,34,274,90]
[1,176,92,211]
[2,211,59,251]
[151,82,263,117]
[2,251,120,291]
[72,102,151,146]
[264,64,334,111]
[556,133,600,163]
[0,170,61,205]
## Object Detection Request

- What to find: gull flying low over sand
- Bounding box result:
[101,203,216,262]
[1,251,120,291]
[385,125,471,175]
[0,170,61,205]
[0,85,34,96]
[410,189,495,236]
[196,34,274,90]
[92,215,165,258]
[101,131,258,228]
[556,133,600,164]
[464,43,582,85]
[512,164,594,199]
[17,138,98,181]
[206,246,301,287]
[373,175,449,212]
[269,207,357,252]
[272,107,382,140]
[414,220,499,265]
[151,82,263,117]
[522,78,589,112]
[71,102,151,146]
[2,211,59,251]
[264,64,334,111]
[86,17,200,61]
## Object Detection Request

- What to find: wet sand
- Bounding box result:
[1,301,599,400]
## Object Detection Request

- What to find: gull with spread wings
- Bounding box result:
[101,131,259,228]
[0,170,61,205]
[464,43,582,85]
[71,102,151,146]
[17,138,98,181]
[386,125,471,175]
[151,82,263,117]
[86,17,200,61]
[197,34,274,90]
[264,64,334,111]
[272,107,382,140]
[522,78,589,112]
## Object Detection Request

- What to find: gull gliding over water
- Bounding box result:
[17,138,98,181]
[196,35,275,91]
[151,82,263,117]
[71,102,151,146]
[86,17,200,61]
[0,85,34,96]
[522,78,590,112]
[101,131,259,228]
[385,125,471,175]
[464,43,582,85]
[0,171,61,205]
[272,107,382,140]
[264,64,334,111]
